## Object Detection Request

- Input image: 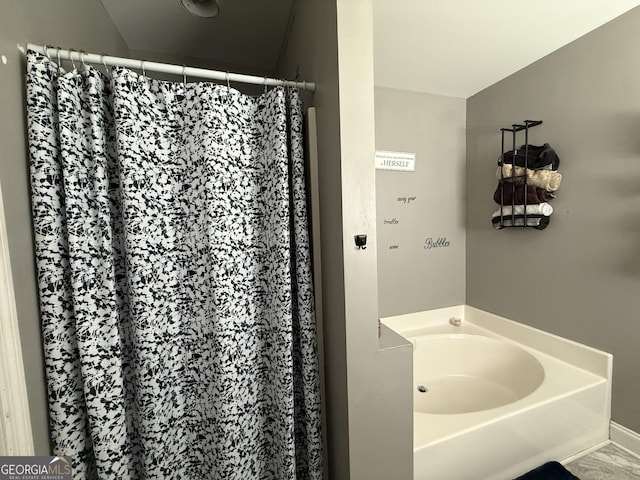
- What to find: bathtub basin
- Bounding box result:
[413,334,544,414]
[383,305,612,480]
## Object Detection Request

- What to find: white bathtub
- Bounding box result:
[383,305,612,480]
[412,334,545,415]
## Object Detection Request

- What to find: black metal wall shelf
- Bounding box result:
[493,119,551,230]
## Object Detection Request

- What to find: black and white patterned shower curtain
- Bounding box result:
[26,50,322,480]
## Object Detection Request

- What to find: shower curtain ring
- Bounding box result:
[68,48,77,71]
[182,65,187,88]
[101,55,110,76]
[226,71,232,104]
[263,76,268,94]
[80,50,87,70]
[141,60,146,77]
[43,45,54,62]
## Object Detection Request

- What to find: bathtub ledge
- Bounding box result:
[378,323,412,351]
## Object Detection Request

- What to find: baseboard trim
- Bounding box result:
[561,440,610,465]
[610,422,640,458]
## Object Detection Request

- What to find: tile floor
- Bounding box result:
[565,443,640,480]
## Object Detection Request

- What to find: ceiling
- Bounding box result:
[100,0,293,73]
[101,0,640,98]
[374,0,640,98]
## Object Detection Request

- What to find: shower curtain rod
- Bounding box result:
[18,43,316,92]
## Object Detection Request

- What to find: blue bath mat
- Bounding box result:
[514,461,580,480]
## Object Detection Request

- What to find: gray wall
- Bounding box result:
[279,1,412,478]
[375,86,466,317]
[277,1,348,478]
[466,6,640,432]
[0,0,129,454]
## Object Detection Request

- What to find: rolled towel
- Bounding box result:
[496,164,562,191]
[494,183,555,205]
[501,143,560,170]
[492,215,550,230]
[492,202,553,218]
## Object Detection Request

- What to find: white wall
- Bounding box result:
[0,180,33,455]
[280,1,413,478]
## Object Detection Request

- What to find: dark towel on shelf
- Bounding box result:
[501,143,560,170]
[514,461,579,480]
[494,183,555,205]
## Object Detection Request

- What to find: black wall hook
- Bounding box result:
[355,234,367,250]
